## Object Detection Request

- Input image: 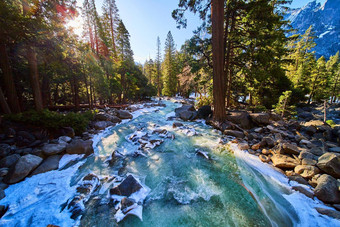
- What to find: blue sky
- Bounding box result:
[80,0,326,63]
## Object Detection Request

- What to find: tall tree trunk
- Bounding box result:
[27,45,44,111]
[83,73,91,105]
[109,7,117,58]
[211,0,226,121]
[0,87,11,114]
[41,62,51,108]
[0,44,21,113]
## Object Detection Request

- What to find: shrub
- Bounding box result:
[273,90,296,118]
[195,96,212,109]
[5,109,95,135]
[326,120,336,127]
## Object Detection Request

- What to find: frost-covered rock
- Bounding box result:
[110,175,142,197]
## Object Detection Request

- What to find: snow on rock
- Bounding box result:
[109,174,150,222]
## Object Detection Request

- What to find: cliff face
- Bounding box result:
[286,0,340,58]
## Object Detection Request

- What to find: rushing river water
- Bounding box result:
[0,100,339,227]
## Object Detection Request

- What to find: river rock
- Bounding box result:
[261,137,275,148]
[42,143,67,156]
[66,139,94,156]
[6,154,43,184]
[298,112,314,120]
[226,112,252,129]
[301,158,317,166]
[250,113,270,125]
[110,175,142,197]
[316,207,340,220]
[175,105,197,121]
[197,105,212,119]
[299,151,317,160]
[0,154,20,168]
[282,143,300,155]
[116,110,133,119]
[31,155,62,176]
[172,122,183,128]
[314,174,340,204]
[95,113,121,123]
[271,154,299,169]
[294,165,320,178]
[94,121,112,130]
[120,197,136,214]
[238,142,250,150]
[288,175,309,185]
[58,136,72,143]
[317,153,340,178]
[224,130,244,138]
[292,186,314,198]
[259,155,270,163]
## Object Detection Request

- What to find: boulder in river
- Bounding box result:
[31,155,62,176]
[175,105,197,121]
[5,154,43,184]
[66,139,94,156]
[95,113,121,123]
[314,174,340,204]
[315,207,340,220]
[116,110,133,119]
[317,152,340,178]
[94,121,114,130]
[42,143,67,156]
[271,154,299,169]
[110,175,142,197]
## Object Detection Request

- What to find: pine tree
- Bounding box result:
[326,52,340,102]
[162,31,177,96]
[156,36,162,96]
[102,0,120,58]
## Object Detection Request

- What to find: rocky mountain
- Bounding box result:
[285,0,340,58]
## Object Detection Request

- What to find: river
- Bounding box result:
[0,99,338,227]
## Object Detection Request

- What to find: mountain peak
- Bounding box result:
[285,0,340,58]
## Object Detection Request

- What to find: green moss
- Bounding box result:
[326,120,336,127]
[4,109,95,135]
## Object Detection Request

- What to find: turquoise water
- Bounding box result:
[79,101,296,227]
[2,100,338,227]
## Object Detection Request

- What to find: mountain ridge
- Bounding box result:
[285,0,340,58]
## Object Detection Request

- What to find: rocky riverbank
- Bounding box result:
[174,101,340,220]
[0,101,165,217]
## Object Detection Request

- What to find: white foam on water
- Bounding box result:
[59,154,85,169]
[231,143,340,226]
[0,161,84,227]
